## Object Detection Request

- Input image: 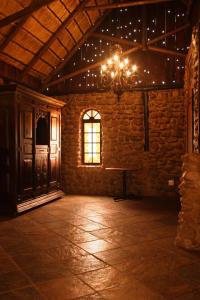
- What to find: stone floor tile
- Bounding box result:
[141,273,196,299]
[78,239,119,254]
[0,271,31,293]
[52,225,99,243]
[23,264,72,284]
[77,266,129,291]
[37,275,94,300]
[99,280,168,300]
[12,252,56,270]
[174,289,200,300]
[0,195,200,300]
[0,255,18,274]
[93,247,133,265]
[0,286,45,299]
[75,293,104,300]
[46,243,88,260]
[78,222,108,232]
[0,237,40,256]
[60,254,108,275]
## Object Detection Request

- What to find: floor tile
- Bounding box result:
[0,195,199,300]
[0,286,45,299]
[78,239,119,254]
[37,275,94,300]
[77,266,129,291]
[0,271,31,293]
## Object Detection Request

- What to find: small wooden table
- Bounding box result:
[105,167,134,201]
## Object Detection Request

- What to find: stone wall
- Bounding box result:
[176,24,200,250]
[59,88,185,199]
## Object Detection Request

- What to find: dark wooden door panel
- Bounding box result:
[0,109,10,197]
[49,112,61,189]
[23,158,33,192]
[35,145,48,194]
[18,108,34,201]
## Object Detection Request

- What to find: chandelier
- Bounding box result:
[100,44,138,100]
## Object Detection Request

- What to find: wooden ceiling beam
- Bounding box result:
[0,0,57,29]
[45,45,142,88]
[0,16,29,51]
[148,23,190,45]
[84,0,174,11]
[0,0,35,51]
[92,33,141,47]
[148,46,186,57]
[92,23,190,49]
[44,10,111,85]
[21,0,87,79]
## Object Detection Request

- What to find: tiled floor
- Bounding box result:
[0,195,200,300]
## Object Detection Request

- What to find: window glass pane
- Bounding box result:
[84,133,92,143]
[92,123,100,132]
[84,123,93,133]
[93,133,100,143]
[87,110,92,117]
[84,143,93,153]
[93,143,100,153]
[93,154,101,163]
[94,113,101,120]
[84,153,93,163]
[83,114,90,120]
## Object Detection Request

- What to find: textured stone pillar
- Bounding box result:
[176,154,200,250]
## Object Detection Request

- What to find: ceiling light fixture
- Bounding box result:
[100,44,138,101]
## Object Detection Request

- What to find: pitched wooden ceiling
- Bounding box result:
[0,0,193,90]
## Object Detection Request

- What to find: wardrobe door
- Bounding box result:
[18,107,34,201]
[35,113,49,195]
[49,111,61,190]
[0,108,10,201]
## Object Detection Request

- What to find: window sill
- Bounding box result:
[77,165,103,168]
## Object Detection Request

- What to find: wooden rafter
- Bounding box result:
[0,16,28,51]
[0,0,57,29]
[148,23,190,45]
[21,0,87,79]
[92,33,141,47]
[44,10,111,85]
[84,0,174,11]
[45,45,142,87]
[92,23,190,49]
[46,19,188,88]
[148,46,186,57]
[0,0,35,52]
[44,1,190,88]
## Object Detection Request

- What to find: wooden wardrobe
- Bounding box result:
[0,85,65,214]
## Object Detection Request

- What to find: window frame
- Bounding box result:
[82,110,102,165]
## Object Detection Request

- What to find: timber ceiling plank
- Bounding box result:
[44,9,111,85]
[0,0,58,28]
[0,15,29,51]
[21,0,88,79]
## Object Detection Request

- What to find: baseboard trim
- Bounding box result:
[17,190,64,213]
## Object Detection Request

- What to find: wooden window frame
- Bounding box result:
[82,110,102,165]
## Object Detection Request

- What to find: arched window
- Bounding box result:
[82,110,101,164]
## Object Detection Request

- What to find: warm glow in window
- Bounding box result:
[82,110,101,164]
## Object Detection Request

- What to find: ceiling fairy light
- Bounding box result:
[100,44,138,100]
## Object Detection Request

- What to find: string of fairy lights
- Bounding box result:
[49,3,191,92]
